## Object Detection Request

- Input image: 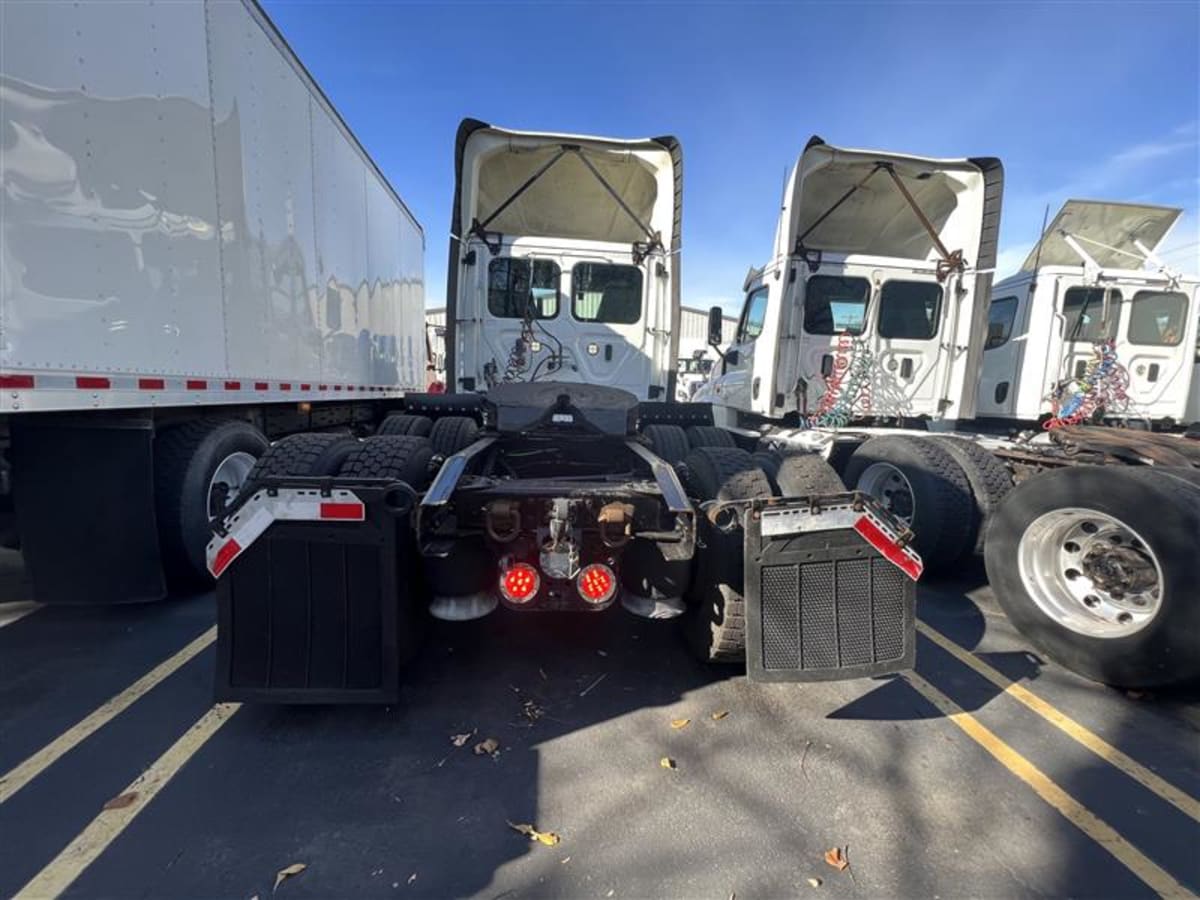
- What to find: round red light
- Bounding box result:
[500,563,539,603]
[576,564,616,604]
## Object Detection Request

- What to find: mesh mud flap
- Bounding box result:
[743,498,916,682]
[213,481,421,704]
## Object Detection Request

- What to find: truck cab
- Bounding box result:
[445,120,681,401]
[702,138,1002,428]
[977,201,1199,428]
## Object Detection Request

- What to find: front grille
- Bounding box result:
[758,557,909,673]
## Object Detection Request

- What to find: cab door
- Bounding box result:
[976,292,1024,416]
[708,282,770,411]
[565,258,655,396]
[1057,284,1121,392]
[1120,287,1193,419]
[792,268,873,417]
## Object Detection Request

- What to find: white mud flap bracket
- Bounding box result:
[743,495,919,682]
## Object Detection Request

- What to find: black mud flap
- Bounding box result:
[214,480,422,704]
[743,497,917,682]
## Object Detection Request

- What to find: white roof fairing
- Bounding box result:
[457,124,679,249]
[1020,200,1183,271]
[773,139,995,266]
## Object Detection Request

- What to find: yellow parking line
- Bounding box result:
[905,672,1193,899]
[0,626,217,805]
[15,702,240,900]
[917,620,1200,823]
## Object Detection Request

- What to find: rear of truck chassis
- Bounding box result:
[208,385,921,703]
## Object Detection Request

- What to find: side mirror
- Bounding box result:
[707,305,724,348]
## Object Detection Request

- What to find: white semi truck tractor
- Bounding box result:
[207,122,925,704]
[699,141,1199,688]
[0,0,427,604]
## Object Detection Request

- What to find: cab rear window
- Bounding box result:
[804,276,870,335]
[1128,290,1187,346]
[488,258,560,319]
[878,281,943,340]
[571,263,643,324]
[1063,287,1120,342]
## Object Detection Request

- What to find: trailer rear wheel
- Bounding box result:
[985,466,1200,688]
[643,424,690,466]
[685,425,737,450]
[339,435,435,489]
[154,419,269,581]
[843,435,973,571]
[429,416,479,457]
[753,450,844,497]
[377,414,433,437]
[928,436,1013,556]
[683,446,773,663]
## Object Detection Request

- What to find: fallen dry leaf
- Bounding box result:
[450,729,476,747]
[506,820,560,846]
[474,737,500,756]
[660,757,677,770]
[273,862,307,892]
[670,718,691,730]
[102,792,138,811]
[711,710,730,721]
[807,876,822,887]
[823,848,848,872]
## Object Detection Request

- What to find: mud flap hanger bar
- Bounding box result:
[469,144,664,264]
[700,491,923,581]
[793,162,965,283]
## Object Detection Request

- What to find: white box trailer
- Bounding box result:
[0,0,425,603]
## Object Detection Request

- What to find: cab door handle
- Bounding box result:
[821,354,834,377]
[900,358,913,379]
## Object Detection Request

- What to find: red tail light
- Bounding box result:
[500,562,540,604]
[576,564,616,605]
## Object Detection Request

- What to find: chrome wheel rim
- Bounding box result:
[1017,507,1162,639]
[857,462,916,524]
[208,451,257,519]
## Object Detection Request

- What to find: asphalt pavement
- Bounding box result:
[1,551,1198,899]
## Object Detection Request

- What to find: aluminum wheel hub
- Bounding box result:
[208,451,257,519]
[856,462,916,523]
[1017,507,1162,638]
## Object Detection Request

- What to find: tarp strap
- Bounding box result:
[878,164,964,282]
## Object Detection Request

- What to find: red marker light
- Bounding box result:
[500,563,540,604]
[576,564,616,605]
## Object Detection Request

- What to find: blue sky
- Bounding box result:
[264,0,1200,313]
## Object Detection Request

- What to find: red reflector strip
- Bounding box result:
[319,502,364,520]
[300,383,311,391]
[319,384,329,391]
[186,379,207,390]
[75,376,111,389]
[254,382,269,391]
[334,385,343,392]
[853,516,923,581]
[225,381,241,390]
[210,537,242,577]
[0,375,35,389]
[138,378,165,390]
[347,385,356,392]
[280,383,292,391]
